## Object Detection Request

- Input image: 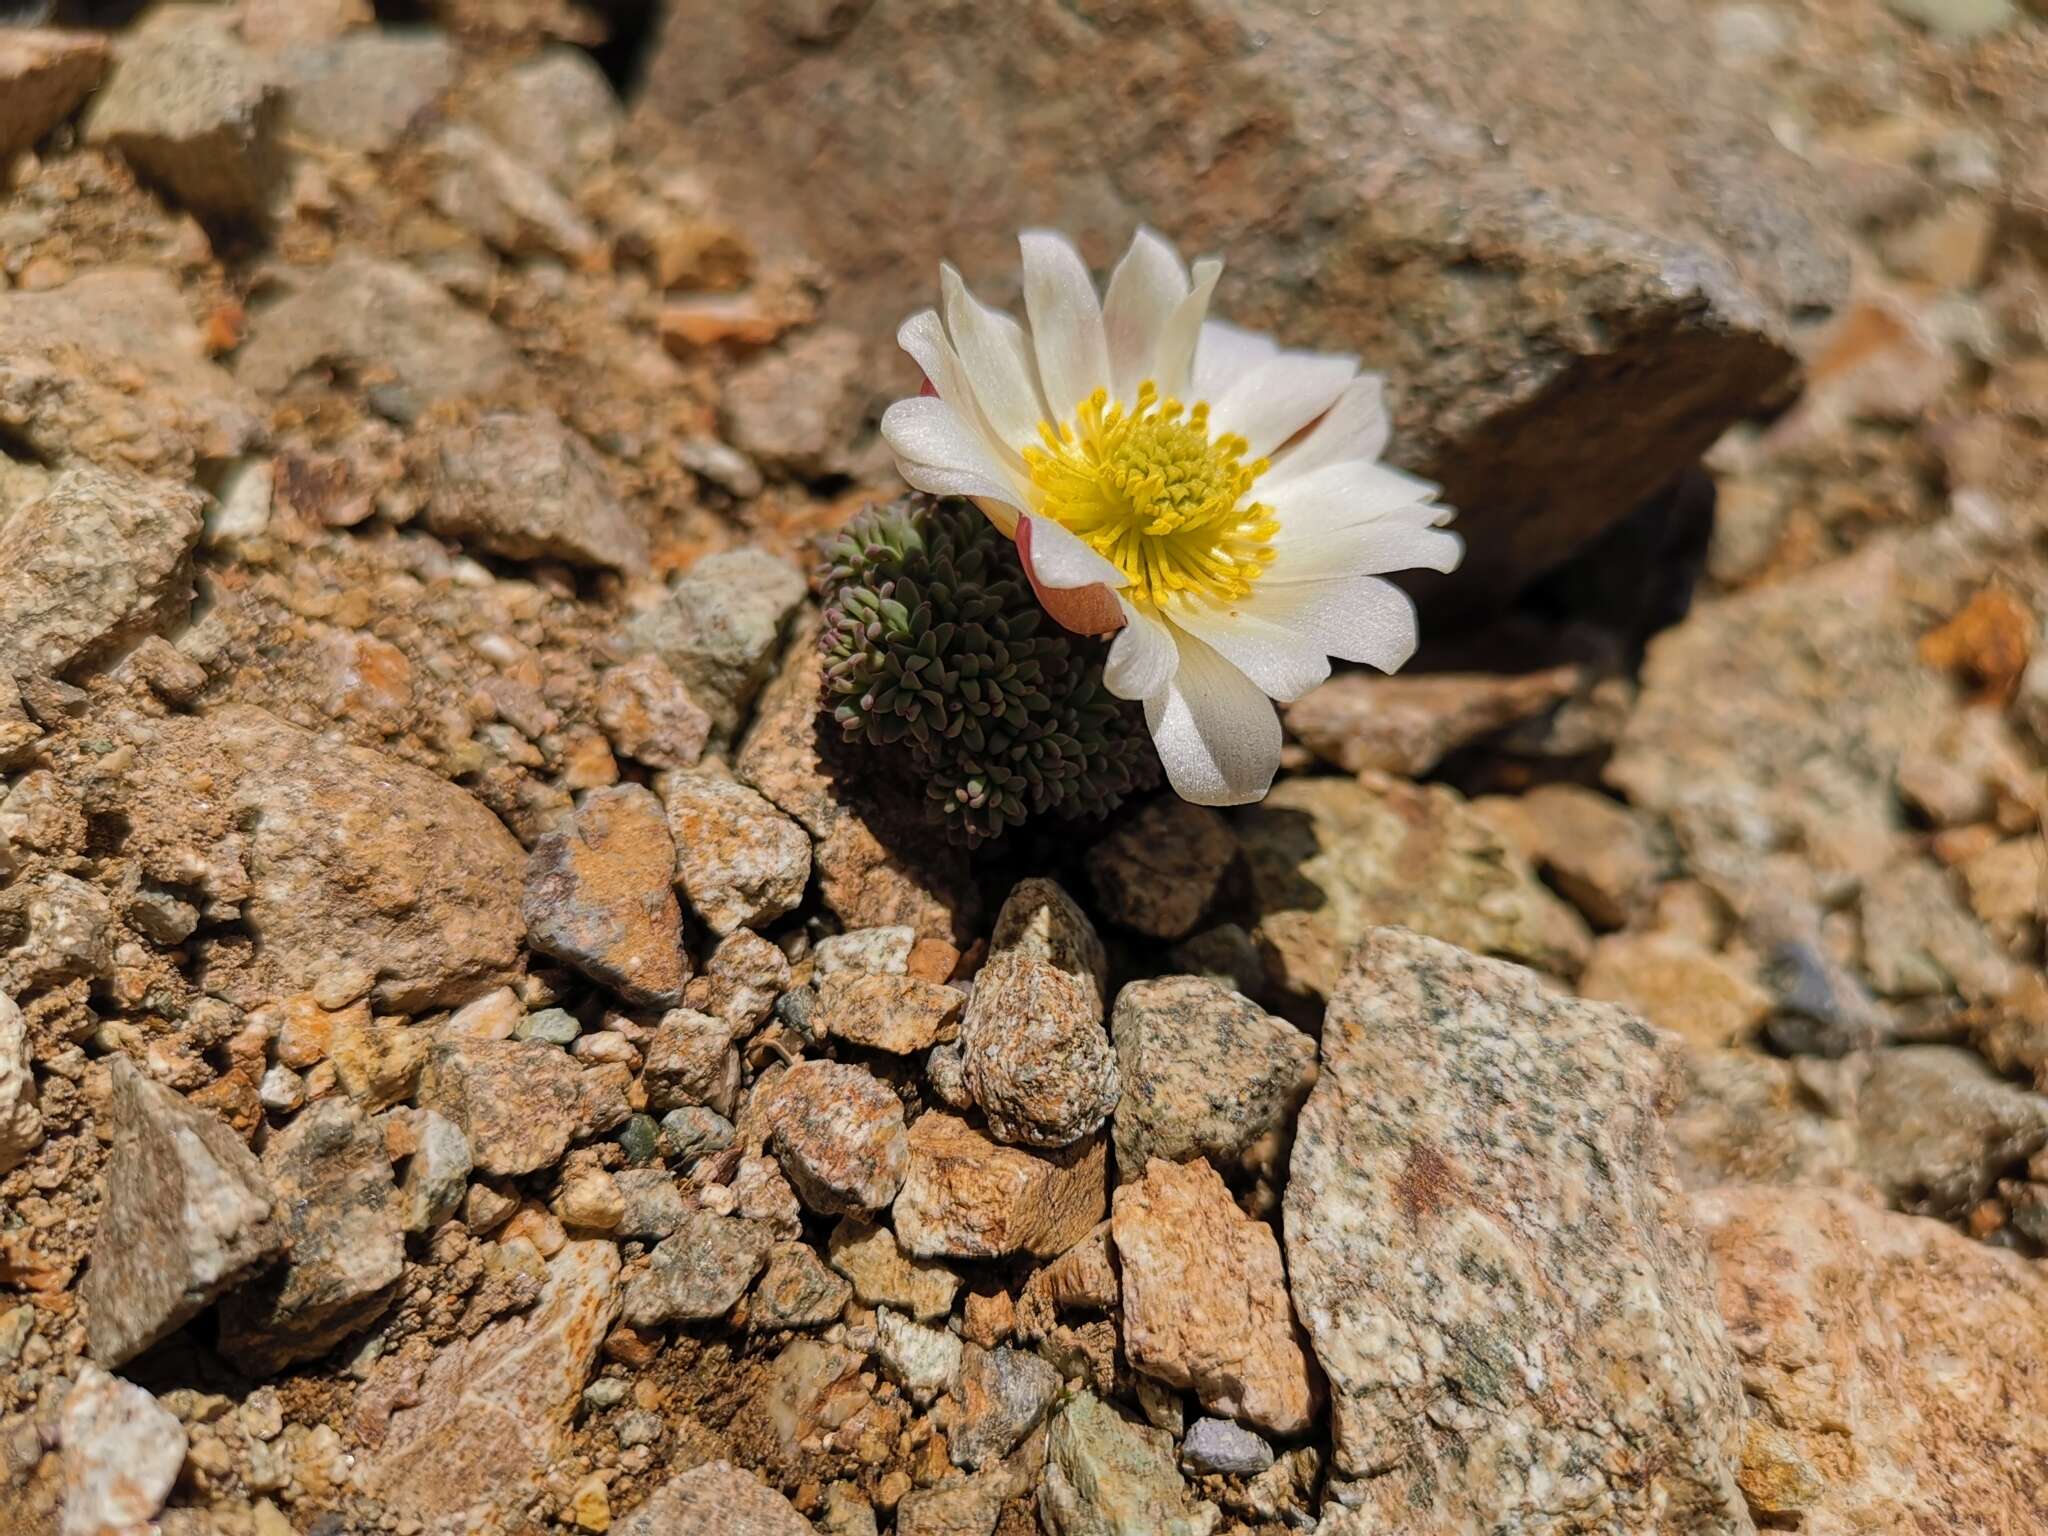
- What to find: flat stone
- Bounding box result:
[83,22,285,221]
[59,1367,186,1536]
[641,1008,741,1117]
[1113,1158,1315,1437]
[827,1215,959,1322]
[1041,1392,1219,1536]
[620,1211,772,1326]
[875,1305,962,1405]
[236,251,524,406]
[812,926,917,977]
[1180,1418,1274,1478]
[1694,1185,2048,1532]
[217,1099,403,1374]
[422,123,604,266]
[365,1241,620,1529]
[465,46,621,192]
[950,1343,1059,1470]
[1110,976,1314,1183]
[597,654,712,772]
[1283,666,1582,777]
[622,549,806,745]
[0,29,109,163]
[1577,932,1773,1052]
[1476,783,1664,930]
[892,1111,1106,1260]
[82,1058,285,1368]
[642,0,1841,612]
[1286,928,1749,1528]
[423,410,647,572]
[1240,774,1591,1001]
[612,1460,812,1536]
[0,268,263,475]
[398,1110,472,1233]
[524,784,690,1009]
[0,989,45,1175]
[1085,798,1238,940]
[720,327,869,476]
[760,1059,908,1215]
[418,1039,585,1177]
[749,1240,851,1331]
[275,31,455,153]
[663,772,811,936]
[815,972,962,1055]
[1854,1045,2048,1220]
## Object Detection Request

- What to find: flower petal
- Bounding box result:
[1263,458,1443,537]
[882,397,1029,528]
[1151,258,1222,400]
[1103,598,1177,700]
[898,309,1024,473]
[1020,230,1111,424]
[1213,351,1360,459]
[1264,373,1391,483]
[1102,228,1189,405]
[1265,521,1465,584]
[1190,318,1278,400]
[1017,515,1126,636]
[1144,626,1282,806]
[1172,603,1332,703]
[1238,571,1422,673]
[940,265,1048,452]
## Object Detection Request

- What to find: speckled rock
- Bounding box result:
[365,1242,620,1529]
[760,1060,909,1215]
[1240,774,1591,1001]
[424,409,646,573]
[749,1240,851,1331]
[217,1099,403,1373]
[950,1343,1060,1470]
[597,654,712,772]
[1181,1418,1274,1478]
[663,772,811,936]
[1476,782,1664,930]
[876,1306,962,1405]
[827,1216,959,1322]
[1041,1392,1220,1536]
[986,879,1108,1010]
[1694,1185,2048,1533]
[524,785,689,1009]
[622,549,806,744]
[0,990,43,1175]
[703,928,791,1032]
[59,1367,186,1536]
[1859,858,2016,1003]
[1110,977,1314,1183]
[274,30,455,153]
[82,1058,285,1368]
[417,1039,585,1177]
[815,972,962,1055]
[1854,1045,2048,1220]
[422,123,603,266]
[1578,932,1773,1051]
[613,1460,812,1536]
[1113,1158,1315,1436]
[0,465,205,679]
[0,29,108,163]
[641,1007,742,1117]
[812,926,916,977]
[466,46,620,192]
[621,1211,772,1325]
[398,1110,472,1232]
[1086,799,1238,940]
[892,1112,1106,1260]
[1284,666,1582,777]
[1286,929,1749,1528]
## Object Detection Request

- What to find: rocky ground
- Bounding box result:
[2,0,2047,1533]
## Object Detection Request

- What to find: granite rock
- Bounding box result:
[622,549,806,745]
[59,1367,186,1536]
[612,1460,812,1536]
[1577,932,1773,1052]
[424,410,647,573]
[524,784,690,1009]
[663,772,811,937]
[749,1240,851,1331]
[827,1216,959,1322]
[465,47,620,192]
[417,1038,585,1177]
[620,1211,772,1326]
[0,989,45,1175]
[1041,1392,1219,1536]
[815,972,962,1055]
[760,1059,909,1215]
[892,1112,1106,1260]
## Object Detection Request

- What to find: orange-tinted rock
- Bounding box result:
[891,1112,1105,1260]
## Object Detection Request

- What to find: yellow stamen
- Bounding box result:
[1022,380,1277,612]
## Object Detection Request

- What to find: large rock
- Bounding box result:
[0,29,109,163]
[1239,773,1591,1001]
[1694,1186,2048,1532]
[0,268,263,475]
[365,1241,620,1528]
[418,1039,584,1177]
[523,784,689,1009]
[58,1367,185,1536]
[422,410,647,573]
[82,1058,285,1368]
[1285,929,1750,1529]
[892,1111,1106,1260]
[0,467,204,679]
[613,1460,812,1536]
[641,0,1841,608]
[217,1099,403,1373]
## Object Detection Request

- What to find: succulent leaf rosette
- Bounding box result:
[881,229,1463,806]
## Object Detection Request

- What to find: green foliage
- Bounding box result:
[817,494,1159,846]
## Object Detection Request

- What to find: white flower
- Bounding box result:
[881,228,1462,807]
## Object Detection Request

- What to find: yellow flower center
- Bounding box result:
[1022,381,1278,611]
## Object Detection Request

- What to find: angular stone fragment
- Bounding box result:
[1853,1045,2048,1220]
[1041,1392,1220,1536]
[875,1305,962,1405]
[750,1240,851,1331]
[0,990,45,1175]
[466,47,621,192]
[720,327,869,475]
[1664,1048,1863,1195]
[1283,667,1582,777]
[217,1098,403,1373]
[83,1058,285,1368]
[958,952,1116,1149]
[1086,799,1238,940]
[663,772,811,936]
[1110,976,1314,1183]
[236,252,524,406]
[1286,928,1749,1528]
[1240,774,1591,1000]
[0,269,263,475]
[620,1211,772,1326]
[1,30,108,163]
[1694,1185,2048,1534]
[815,971,962,1055]
[1859,858,2016,1003]
[418,1039,585,1177]
[622,549,806,744]
[1181,1418,1273,1478]
[275,31,455,153]
[612,1460,812,1536]
[760,1059,909,1215]
[59,1367,186,1536]
[1477,783,1664,930]
[422,124,605,266]
[641,1008,741,1117]
[365,1242,619,1529]
[892,1112,1106,1260]
[398,1110,472,1233]
[1577,932,1773,1052]
[424,410,647,572]
[643,0,1841,608]
[812,926,917,977]
[524,785,689,1009]
[827,1216,959,1322]
[1113,1158,1314,1436]
[950,1343,1060,1470]
[597,654,712,772]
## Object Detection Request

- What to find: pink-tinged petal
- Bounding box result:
[1212,351,1360,459]
[1017,516,1125,636]
[1021,231,1112,423]
[1190,318,1279,399]
[1144,626,1282,806]
[1102,598,1176,700]
[1264,373,1391,484]
[1151,259,1222,401]
[1102,228,1190,405]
